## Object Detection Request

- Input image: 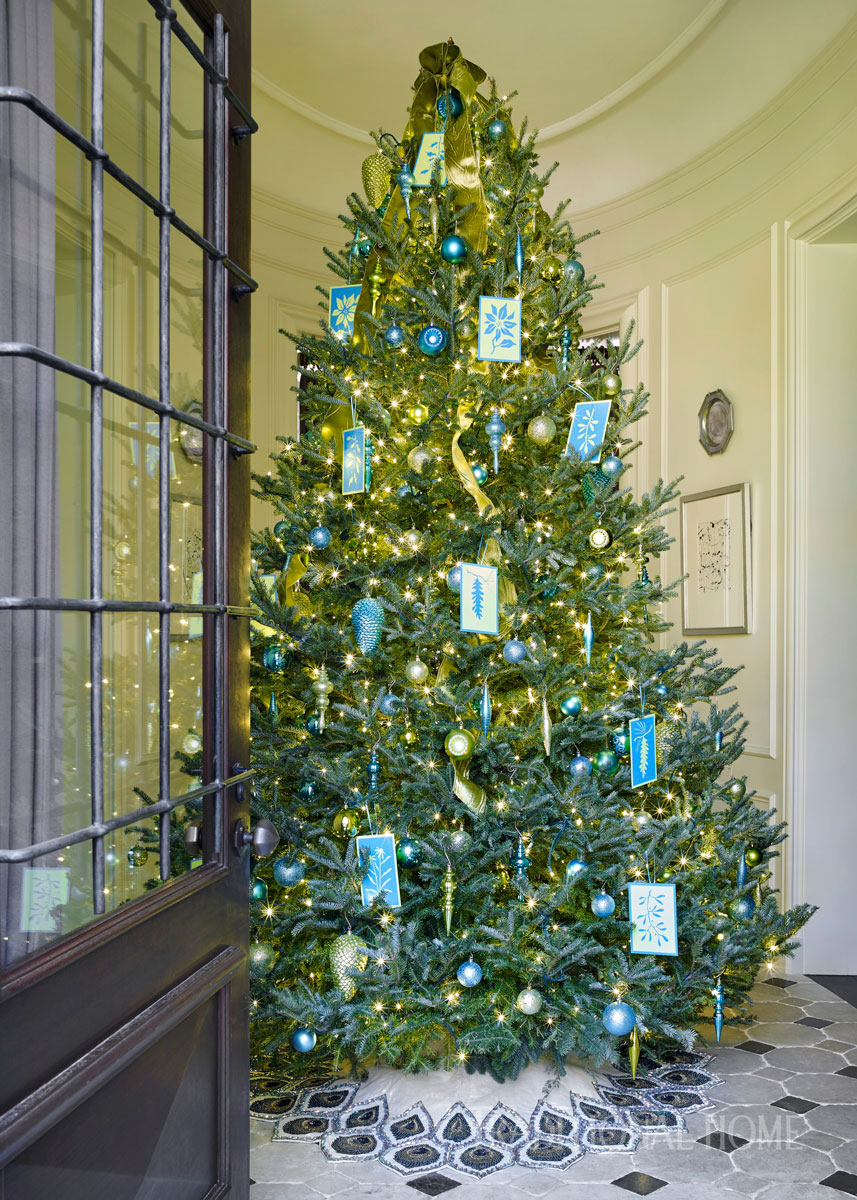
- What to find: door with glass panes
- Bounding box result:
[0,1,261,1196]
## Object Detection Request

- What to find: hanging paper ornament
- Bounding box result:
[516,987,543,1015]
[251,877,267,902]
[745,846,762,867]
[512,835,531,879]
[263,646,285,672]
[291,1027,317,1053]
[331,806,361,838]
[628,1026,642,1080]
[417,324,448,356]
[593,748,620,776]
[446,563,463,592]
[485,409,507,475]
[727,779,747,800]
[379,693,399,716]
[385,324,405,348]
[471,463,488,485]
[182,732,202,755]
[515,231,524,278]
[330,932,368,1000]
[737,851,748,888]
[589,524,612,551]
[440,234,468,263]
[312,665,333,732]
[564,258,585,286]
[487,117,506,141]
[713,977,725,1043]
[527,414,556,446]
[352,598,384,654]
[480,682,492,736]
[397,836,422,867]
[565,857,588,882]
[407,446,433,474]
[396,161,415,219]
[273,856,305,888]
[601,454,624,480]
[437,86,464,119]
[406,403,429,424]
[442,864,456,935]
[457,957,483,987]
[249,942,274,972]
[503,638,528,664]
[582,612,594,665]
[570,755,592,779]
[361,150,391,208]
[591,891,616,917]
[559,694,582,717]
[128,844,149,867]
[602,1001,636,1036]
[405,657,429,685]
[540,256,562,282]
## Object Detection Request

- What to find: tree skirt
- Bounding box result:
[249,1049,720,1178]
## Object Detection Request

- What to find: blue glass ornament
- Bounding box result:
[440,234,467,264]
[352,597,384,654]
[263,646,285,672]
[715,730,724,751]
[583,611,594,666]
[601,454,624,480]
[268,691,278,719]
[437,87,464,120]
[447,563,462,593]
[591,891,616,918]
[417,324,448,356]
[512,835,530,879]
[355,235,372,258]
[291,1027,317,1053]
[397,162,415,219]
[251,878,268,902]
[305,715,321,736]
[486,408,506,475]
[273,520,288,538]
[654,683,669,699]
[560,695,582,717]
[487,118,506,141]
[570,755,592,778]
[565,857,588,882]
[309,525,331,549]
[503,638,528,664]
[379,693,399,716]
[367,748,380,792]
[273,856,305,887]
[515,231,524,278]
[593,749,620,776]
[737,851,748,888]
[385,324,405,348]
[471,463,488,485]
[560,327,571,370]
[397,483,413,498]
[480,681,492,736]
[713,978,725,1042]
[397,835,422,867]
[602,1001,636,1036]
[457,957,483,987]
[298,780,315,801]
[564,258,585,285]
[733,895,756,921]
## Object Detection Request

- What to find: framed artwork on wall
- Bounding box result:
[680,483,751,635]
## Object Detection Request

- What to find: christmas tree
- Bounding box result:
[247,42,813,1084]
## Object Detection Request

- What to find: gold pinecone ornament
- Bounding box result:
[361,151,391,209]
[330,932,368,1000]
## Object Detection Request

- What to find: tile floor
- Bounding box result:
[249,974,857,1199]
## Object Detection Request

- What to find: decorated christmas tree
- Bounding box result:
[247,41,813,1084]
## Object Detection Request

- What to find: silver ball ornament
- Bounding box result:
[405,657,429,685]
[503,638,527,664]
[516,987,543,1015]
[446,563,463,592]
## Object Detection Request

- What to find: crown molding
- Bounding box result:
[252,70,374,145]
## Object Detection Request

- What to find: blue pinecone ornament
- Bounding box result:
[352,598,384,654]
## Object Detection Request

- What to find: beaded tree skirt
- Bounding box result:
[249,1049,720,1179]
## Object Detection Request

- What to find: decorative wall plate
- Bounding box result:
[698,389,733,455]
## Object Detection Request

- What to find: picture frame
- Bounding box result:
[680,483,751,636]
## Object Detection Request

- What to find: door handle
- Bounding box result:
[232,818,279,858]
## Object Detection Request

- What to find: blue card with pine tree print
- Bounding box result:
[628,881,678,956]
[630,713,658,787]
[564,399,612,462]
[342,426,365,495]
[477,297,522,363]
[460,562,499,634]
[412,133,446,186]
[329,284,361,340]
[356,834,401,909]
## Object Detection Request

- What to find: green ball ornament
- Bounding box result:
[397,836,423,867]
[593,748,620,776]
[440,235,468,264]
[487,118,506,141]
[405,657,429,685]
[298,780,315,801]
[471,463,488,485]
[330,932,368,1000]
[251,878,268,902]
[745,846,762,867]
[127,844,148,867]
[406,403,429,424]
[457,318,477,342]
[560,695,583,717]
[603,373,622,396]
[516,987,543,1015]
[249,941,274,972]
[331,807,361,838]
[527,414,557,446]
[727,778,747,800]
[540,256,562,282]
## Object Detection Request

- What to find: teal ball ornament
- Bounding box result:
[305,715,321,736]
[273,520,288,538]
[396,836,422,867]
[563,258,585,285]
[733,895,756,921]
[601,455,624,480]
[471,463,488,485]
[565,857,588,882]
[654,683,669,699]
[591,891,616,918]
[440,235,467,264]
[273,856,305,888]
[263,646,285,672]
[612,730,630,757]
[437,87,464,120]
[251,877,268,902]
[503,638,528,664]
[417,325,448,356]
[447,564,462,592]
[603,373,622,396]
[352,597,385,654]
[379,693,399,716]
[298,780,315,801]
[602,1001,636,1036]
[560,695,582,717]
[487,118,506,141]
[309,525,331,549]
[457,958,483,987]
[385,324,405,348]
[291,1027,317,1053]
[593,749,620,776]
[727,779,747,801]
[570,755,592,778]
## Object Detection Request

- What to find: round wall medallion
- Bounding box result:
[698,390,734,455]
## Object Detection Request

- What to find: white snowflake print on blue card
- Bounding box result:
[460,562,499,635]
[356,834,401,909]
[342,426,365,495]
[628,881,678,956]
[20,867,70,932]
[477,297,522,363]
[630,713,658,788]
[564,399,612,463]
[329,284,361,340]
[412,132,446,186]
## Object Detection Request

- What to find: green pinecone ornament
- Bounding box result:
[330,933,368,1000]
[361,151,391,209]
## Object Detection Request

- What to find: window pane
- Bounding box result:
[171,31,205,238]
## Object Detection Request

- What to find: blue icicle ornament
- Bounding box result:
[486,408,506,475]
[351,598,384,654]
[583,611,594,665]
[397,161,415,219]
[714,977,725,1042]
[480,681,492,736]
[737,850,748,888]
[515,231,524,278]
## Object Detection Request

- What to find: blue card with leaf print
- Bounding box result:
[628,881,678,956]
[412,133,446,186]
[630,713,658,788]
[564,399,612,463]
[478,296,522,363]
[329,285,361,340]
[356,834,401,909]
[342,426,365,495]
[460,562,499,635]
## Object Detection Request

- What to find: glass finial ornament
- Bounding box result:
[512,835,530,879]
[263,645,285,672]
[527,414,556,446]
[591,890,616,917]
[516,987,543,1015]
[636,544,650,585]
[437,86,464,119]
[429,194,439,243]
[440,234,467,263]
[583,611,594,665]
[405,657,429,685]
[442,864,456,935]
[471,463,488,485]
[368,261,385,317]
[446,563,462,592]
[273,855,305,887]
[396,160,415,219]
[715,729,724,752]
[503,637,527,664]
[379,692,398,716]
[560,327,571,369]
[714,976,725,1042]
[486,409,506,475]
[330,932,368,1000]
[351,598,384,654]
[397,835,422,867]
[560,694,582,717]
[515,231,524,278]
[565,857,587,881]
[487,117,506,141]
[309,525,331,549]
[602,1000,636,1036]
[603,372,622,396]
[628,1026,642,1080]
[291,1027,317,1053]
[480,681,492,735]
[417,324,448,356]
[457,956,483,987]
[385,323,405,348]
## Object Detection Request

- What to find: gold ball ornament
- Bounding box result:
[603,373,622,396]
[331,807,361,838]
[405,657,429,685]
[527,414,557,446]
[402,728,418,745]
[406,403,429,425]
[407,446,433,474]
[540,256,562,282]
[329,932,368,1000]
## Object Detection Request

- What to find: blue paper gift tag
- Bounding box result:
[460,562,499,634]
[564,399,612,462]
[477,297,522,363]
[628,881,678,956]
[20,867,70,932]
[412,133,446,186]
[329,284,361,340]
[342,426,366,495]
[630,713,658,787]
[356,834,401,909]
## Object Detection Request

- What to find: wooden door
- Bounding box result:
[0,1,261,1196]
